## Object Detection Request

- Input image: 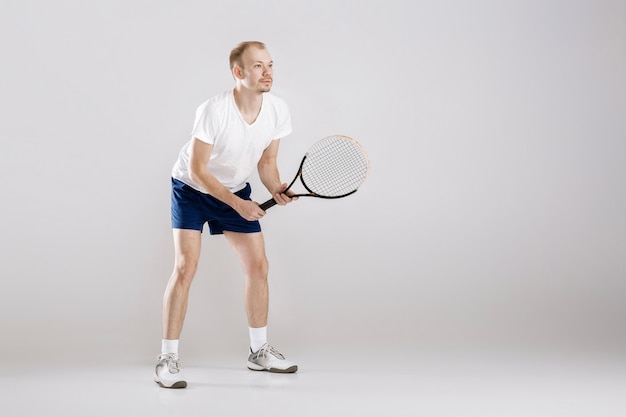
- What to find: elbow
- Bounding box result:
[258,157,276,173]
[188,166,202,184]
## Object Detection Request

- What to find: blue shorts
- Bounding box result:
[171,178,262,235]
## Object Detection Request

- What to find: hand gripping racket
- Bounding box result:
[259,135,370,211]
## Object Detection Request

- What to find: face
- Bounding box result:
[236,46,274,93]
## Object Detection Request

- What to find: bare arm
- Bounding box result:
[188,138,265,220]
[258,139,297,207]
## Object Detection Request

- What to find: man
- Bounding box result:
[154,41,298,389]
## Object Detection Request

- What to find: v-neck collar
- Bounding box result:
[231,90,264,127]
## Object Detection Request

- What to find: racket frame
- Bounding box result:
[259,135,368,211]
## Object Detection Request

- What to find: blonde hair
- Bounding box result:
[229,41,267,70]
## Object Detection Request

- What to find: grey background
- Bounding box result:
[1,0,624,365]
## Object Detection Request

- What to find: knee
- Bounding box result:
[172,258,198,286]
[248,257,269,281]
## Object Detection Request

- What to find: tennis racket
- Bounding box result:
[259,135,370,211]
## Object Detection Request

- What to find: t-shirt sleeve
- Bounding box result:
[274,98,292,140]
[190,101,218,144]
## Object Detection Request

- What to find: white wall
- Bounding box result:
[1,0,625,363]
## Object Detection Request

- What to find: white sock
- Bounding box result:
[162,339,179,355]
[249,326,267,352]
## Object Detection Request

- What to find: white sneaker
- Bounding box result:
[247,343,298,373]
[154,353,187,388]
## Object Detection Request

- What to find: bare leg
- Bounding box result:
[162,228,202,340]
[223,231,269,328]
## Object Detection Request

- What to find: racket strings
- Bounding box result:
[301,136,369,197]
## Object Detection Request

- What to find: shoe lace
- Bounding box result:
[158,353,182,374]
[256,343,285,360]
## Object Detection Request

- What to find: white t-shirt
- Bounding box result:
[172,90,292,193]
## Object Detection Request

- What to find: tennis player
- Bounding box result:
[154,41,298,389]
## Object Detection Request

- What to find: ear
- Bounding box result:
[233,65,243,80]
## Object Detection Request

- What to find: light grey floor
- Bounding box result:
[3,348,625,417]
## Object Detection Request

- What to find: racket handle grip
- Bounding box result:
[259,198,278,211]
